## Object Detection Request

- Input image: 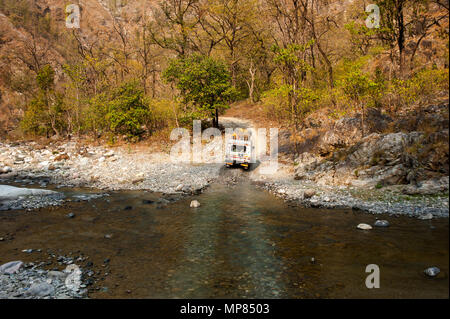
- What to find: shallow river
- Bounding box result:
[0,180,448,298]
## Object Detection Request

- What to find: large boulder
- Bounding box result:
[319,117,362,155]
[25,282,55,297]
[294,152,322,180]
[0,261,23,274]
[317,108,392,156]
[403,176,449,195]
[294,131,447,188]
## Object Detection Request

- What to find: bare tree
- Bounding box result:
[148,0,202,57]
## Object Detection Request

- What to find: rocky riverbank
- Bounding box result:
[0,261,87,299]
[1,129,448,218]
[0,247,116,299]
[0,185,65,211]
[0,140,222,192]
[253,176,449,218]
[248,103,449,218]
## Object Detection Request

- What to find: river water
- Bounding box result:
[0,180,448,298]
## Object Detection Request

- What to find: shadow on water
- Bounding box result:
[0,179,448,299]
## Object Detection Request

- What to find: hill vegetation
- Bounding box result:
[0,0,448,147]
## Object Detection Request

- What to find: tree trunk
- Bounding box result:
[361,101,365,138]
[214,108,219,128]
[246,61,256,102]
[396,1,406,77]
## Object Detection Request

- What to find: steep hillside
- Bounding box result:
[0,0,448,140]
[0,0,157,133]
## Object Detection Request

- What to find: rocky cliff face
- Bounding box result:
[294,102,449,193]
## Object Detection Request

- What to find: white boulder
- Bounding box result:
[190,200,201,208]
[0,261,24,274]
[357,223,373,230]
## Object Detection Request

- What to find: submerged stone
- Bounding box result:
[374,220,390,227]
[424,267,440,277]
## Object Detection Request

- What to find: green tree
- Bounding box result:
[345,21,378,56]
[88,81,151,141]
[21,65,65,137]
[272,44,313,127]
[163,54,236,127]
[340,67,380,137]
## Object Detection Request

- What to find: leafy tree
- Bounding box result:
[163,54,236,127]
[340,67,381,137]
[21,65,65,137]
[272,43,314,128]
[345,21,378,56]
[88,81,151,140]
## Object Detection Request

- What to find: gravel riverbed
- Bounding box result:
[1,140,448,217]
[251,172,449,218]
[0,141,448,299]
[0,140,222,192]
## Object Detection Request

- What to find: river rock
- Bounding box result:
[26,282,55,297]
[0,261,24,274]
[357,223,372,230]
[54,153,70,161]
[303,189,316,199]
[418,213,433,220]
[0,166,12,174]
[374,220,390,227]
[47,271,67,280]
[104,151,115,158]
[190,200,201,208]
[132,177,145,185]
[424,267,440,277]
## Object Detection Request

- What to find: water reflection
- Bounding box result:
[0,181,447,299]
